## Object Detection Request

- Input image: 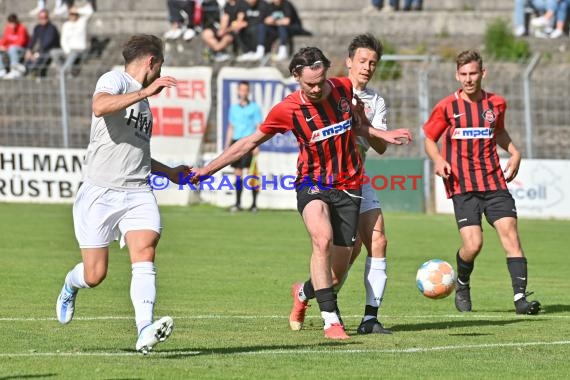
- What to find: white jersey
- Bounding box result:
[354,86,388,154]
[82,70,153,190]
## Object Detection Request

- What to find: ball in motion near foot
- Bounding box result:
[416,259,456,299]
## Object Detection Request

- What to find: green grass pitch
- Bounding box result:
[1,202,569,379]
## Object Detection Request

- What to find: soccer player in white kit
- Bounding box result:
[347,34,396,334]
[55,34,191,354]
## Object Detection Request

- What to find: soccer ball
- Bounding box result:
[416,259,456,299]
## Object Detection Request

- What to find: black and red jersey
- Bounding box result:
[423,89,508,198]
[259,76,362,189]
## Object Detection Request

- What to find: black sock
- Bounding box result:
[364,305,378,319]
[235,176,243,206]
[507,257,527,296]
[315,287,337,313]
[303,280,315,299]
[456,250,474,284]
[251,190,258,208]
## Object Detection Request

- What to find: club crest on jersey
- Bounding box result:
[310,118,352,142]
[338,97,351,113]
[452,127,493,139]
[482,109,496,124]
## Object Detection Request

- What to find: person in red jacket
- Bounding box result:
[0,14,30,78]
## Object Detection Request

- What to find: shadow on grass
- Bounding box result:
[0,375,57,380]
[389,318,533,332]
[542,304,570,314]
[117,341,363,359]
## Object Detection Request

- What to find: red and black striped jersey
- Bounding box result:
[259,77,362,189]
[423,89,508,198]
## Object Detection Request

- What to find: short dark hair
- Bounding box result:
[7,13,19,23]
[289,47,331,75]
[122,34,164,66]
[456,50,483,70]
[348,33,383,59]
[238,80,250,87]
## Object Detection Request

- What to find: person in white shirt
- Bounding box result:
[55,34,191,354]
[51,5,92,75]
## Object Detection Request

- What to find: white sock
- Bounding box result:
[364,257,387,308]
[131,262,156,335]
[255,45,265,55]
[321,311,341,329]
[65,262,89,290]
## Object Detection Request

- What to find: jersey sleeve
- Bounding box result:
[494,96,507,132]
[259,101,292,134]
[93,71,128,96]
[370,94,388,131]
[422,99,449,142]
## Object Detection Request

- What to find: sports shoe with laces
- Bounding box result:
[356,318,392,335]
[56,284,78,324]
[515,293,541,315]
[135,316,174,355]
[455,281,472,312]
[289,282,309,331]
[324,323,349,340]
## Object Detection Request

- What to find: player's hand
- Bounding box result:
[374,128,413,145]
[189,168,207,185]
[434,159,451,179]
[503,151,521,183]
[145,76,177,97]
[169,165,193,185]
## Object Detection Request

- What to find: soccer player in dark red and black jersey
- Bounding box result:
[423,50,540,315]
[192,46,410,339]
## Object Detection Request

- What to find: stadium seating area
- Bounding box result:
[0,0,569,159]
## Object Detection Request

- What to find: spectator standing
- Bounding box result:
[51,5,93,76]
[164,0,197,41]
[0,14,29,79]
[23,9,60,78]
[225,80,263,212]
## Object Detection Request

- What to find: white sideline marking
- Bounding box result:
[1,314,569,322]
[1,341,569,357]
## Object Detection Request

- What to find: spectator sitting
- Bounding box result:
[30,0,95,17]
[530,0,568,38]
[367,0,399,12]
[403,0,422,11]
[23,9,60,78]
[248,0,309,62]
[235,0,270,61]
[0,13,29,79]
[200,0,246,62]
[164,0,197,41]
[50,5,92,76]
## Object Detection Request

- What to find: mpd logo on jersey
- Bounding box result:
[452,127,493,139]
[311,118,352,143]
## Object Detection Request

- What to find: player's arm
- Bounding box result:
[495,128,521,182]
[150,159,192,185]
[424,137,451,179]
[92,75,177,117]
[352,95,411,145]
[192,130,273,182]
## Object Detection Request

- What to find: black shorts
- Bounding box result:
[452,190,517,229]
[229,140,253,169]
[297,186,362,247]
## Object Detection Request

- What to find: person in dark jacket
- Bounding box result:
[24,9,60,77]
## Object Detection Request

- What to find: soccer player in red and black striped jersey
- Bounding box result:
[192,46,410,339]
[423,50,540,315]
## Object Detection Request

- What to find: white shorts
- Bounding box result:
[73,182,161,248]
[360,174,382,214]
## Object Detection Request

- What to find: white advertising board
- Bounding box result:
[434,159,570,219]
